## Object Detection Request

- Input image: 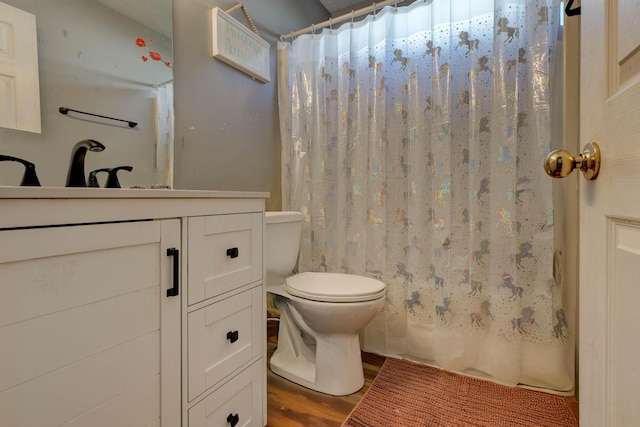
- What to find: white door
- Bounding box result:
[580,0,640,425]
[0,1,40,133]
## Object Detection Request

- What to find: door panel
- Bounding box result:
[608,220,640,425]
[616,1,640,85]
[581,0,640,425]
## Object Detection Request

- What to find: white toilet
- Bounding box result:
[265,211,386,396]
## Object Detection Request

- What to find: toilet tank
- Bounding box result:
[264,211,304,277]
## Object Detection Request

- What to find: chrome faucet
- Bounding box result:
[66,139,105,187]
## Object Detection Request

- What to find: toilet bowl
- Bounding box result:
[265,212,386,396]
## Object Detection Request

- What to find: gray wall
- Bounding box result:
[172,0,328,210]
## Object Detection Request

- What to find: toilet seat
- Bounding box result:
[285,272,386,302]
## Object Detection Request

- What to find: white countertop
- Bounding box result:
[0,187,269,229]
[0,186,269,199]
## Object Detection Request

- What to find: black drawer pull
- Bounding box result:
[166,248,179,297]
[227,330,239,343]
[226,247,239,258]
[227,413,239,427]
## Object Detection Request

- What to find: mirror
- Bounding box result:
[0,0,173,188]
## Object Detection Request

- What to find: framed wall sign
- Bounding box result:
[211,7,270,83]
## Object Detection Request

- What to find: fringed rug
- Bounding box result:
[342,357,578,427]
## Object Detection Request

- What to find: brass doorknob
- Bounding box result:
[543,141,601,180]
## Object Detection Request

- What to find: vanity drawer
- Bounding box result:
[188,359,264,427]
[188,212,262,305]
[188,286,263,401]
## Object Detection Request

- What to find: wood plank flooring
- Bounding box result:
[265,319,579,426]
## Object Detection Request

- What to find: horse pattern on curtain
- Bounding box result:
[278,0,572,391]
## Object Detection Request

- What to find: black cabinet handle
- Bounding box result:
[227,330,239,343]
[166,248,179,297]
[226,247,239,258]
[227,413,239,427]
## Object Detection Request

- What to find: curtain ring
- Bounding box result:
[311,24,315,37]
[373,2,376,18]
[329,17,333,30]
[394,1,398,12]
[351,10,355,25]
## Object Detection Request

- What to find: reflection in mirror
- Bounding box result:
[0,0,173,188]
[0,2,40,134]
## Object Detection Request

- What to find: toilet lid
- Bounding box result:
[285,272,386,302]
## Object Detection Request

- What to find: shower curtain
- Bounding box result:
[277,0,573,391]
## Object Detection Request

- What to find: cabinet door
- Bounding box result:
[188,213,262,305]
[0,219,180,427]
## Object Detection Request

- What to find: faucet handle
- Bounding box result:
[21,162,41,186]
[0,155,41,186]
[88,168,111,188]
[105,166,133,188]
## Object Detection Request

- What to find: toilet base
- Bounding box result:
[270,300,365,396]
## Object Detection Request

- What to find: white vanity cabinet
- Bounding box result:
[0,188,267,427]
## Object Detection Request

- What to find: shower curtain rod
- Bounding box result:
[280,0,402,40]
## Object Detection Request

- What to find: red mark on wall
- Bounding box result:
[136,38,172,68]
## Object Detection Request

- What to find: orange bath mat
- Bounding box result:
[342,357,578,427]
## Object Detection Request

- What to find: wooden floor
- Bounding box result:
[265,320,579,426]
